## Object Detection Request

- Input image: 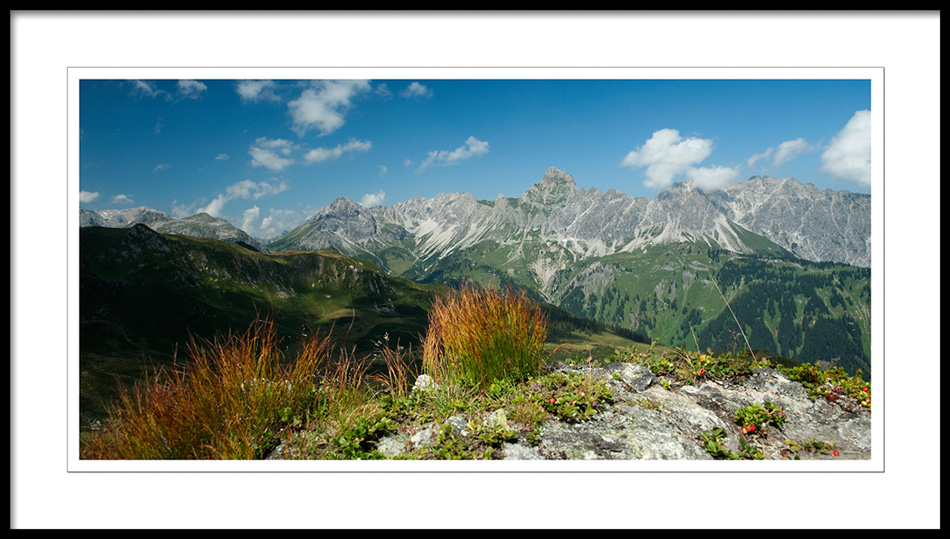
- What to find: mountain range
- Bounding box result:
[269,167,870,280]
[80,167,872,378]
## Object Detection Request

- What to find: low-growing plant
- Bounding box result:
[610,342,770,386]
[536,371,613,423]
[782,438,838,459]
[422,284,549,390]
[779,362,870,408]
[417,420,518,460]
[699,428,766,460]
[734,401,787,433]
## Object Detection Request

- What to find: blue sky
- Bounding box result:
[79,78,872,239]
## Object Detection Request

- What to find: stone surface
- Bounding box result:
[372,365,872,461]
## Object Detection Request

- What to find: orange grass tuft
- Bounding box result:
[422,284,549,389]
[82,317,332,460]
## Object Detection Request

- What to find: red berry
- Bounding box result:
[863,387,869,392]
[549,398,556,404]
[832,450,840,457]
[699,369,705,376]
[748,424,755,432]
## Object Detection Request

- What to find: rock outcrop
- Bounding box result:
[373,363,871,461]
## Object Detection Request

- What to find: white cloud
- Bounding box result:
[773,138,813,166]
[215,153,229,161]
[375,83,393,99]
[171,199,199,219]
[236,80,280,103]
[621,128,714,189]
[177,80,207,100]
[249,137,297,171]
[130,80,165,99]
[241,206,261,232]
[197,179,290,217]
[687,165,741,191]
[287,80,371,136]
[251,180,290,199]
[746,147,773,168]
[417,136,490,172]
[246,207,315,240]
[154,162,170,172]
[821,110,871,185]
[304,138,372,163]
[361,190,386,208]
[378,165,388,177]
[400,81,433,98]
[199,193,229,217]
[111,194,134,205]
[79,191,99,203]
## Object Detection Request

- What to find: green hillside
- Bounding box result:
[79,225,647,425]
[403,239,871,380]
[79,225,446,424]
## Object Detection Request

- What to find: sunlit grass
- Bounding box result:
[82,318,332,459]
[422,284,549,390]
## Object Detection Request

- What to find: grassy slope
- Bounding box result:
[79,226,646,425]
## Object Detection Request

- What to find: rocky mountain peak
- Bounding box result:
[519,166,581,206]
[540,166,577,188]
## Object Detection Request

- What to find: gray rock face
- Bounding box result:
[375,364,871,461]
[722,176,872,267]
[273,167,870,270]
[510,365,871,461]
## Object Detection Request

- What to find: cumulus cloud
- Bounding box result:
[417,136,490,172]
[154,162,171,172]
[79,191,99,203]
[773,138,813,166]
[400,82,433,98]
[130,80,166,99]
[361,190,387,208]
[303,138,372,163]
[236,80,280,103]
[197,179,290,217]
[621,129,714,189]
[287,80,372,136]
[241,205,261,232]
[378,165,388,177]
[177,80,207,100]
[687,165,742,191]
[111,194,134,205]
[820,110,871,185]
[239,207,315,240]
[215,153,229,161]
[249,137,297,171]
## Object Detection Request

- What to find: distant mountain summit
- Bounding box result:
[81,206,172,229]
[79,208,270,253]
